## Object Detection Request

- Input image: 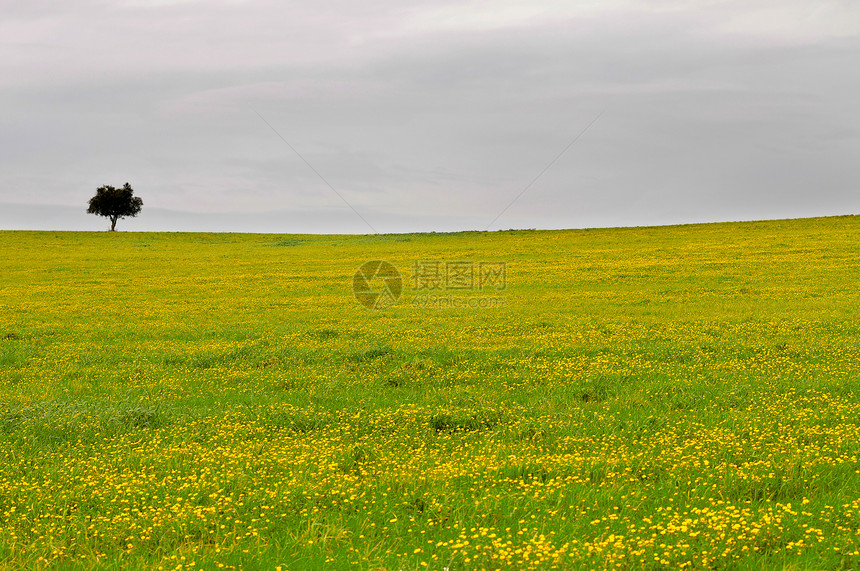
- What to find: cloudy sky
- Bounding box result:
[1,0,858,233]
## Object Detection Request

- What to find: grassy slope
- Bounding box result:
[1,216,860,569]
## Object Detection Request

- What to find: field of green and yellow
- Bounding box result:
[2,216,860,570]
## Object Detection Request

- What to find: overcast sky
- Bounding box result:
[1,0,858,233]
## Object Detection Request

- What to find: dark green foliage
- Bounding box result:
[86,182,143,231]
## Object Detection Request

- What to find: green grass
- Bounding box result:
[1,216,860,569]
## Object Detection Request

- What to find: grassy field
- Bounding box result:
[1,216,860,570]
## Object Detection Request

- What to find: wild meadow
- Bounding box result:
[1,216,860,570]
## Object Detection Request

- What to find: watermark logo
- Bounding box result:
[353,260,506,309]
[352,260,403,310]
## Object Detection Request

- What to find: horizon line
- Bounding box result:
[1,213,857,237]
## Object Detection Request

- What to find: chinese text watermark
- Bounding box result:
[352,260,506,310]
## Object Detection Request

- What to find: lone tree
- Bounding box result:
[87,183,143,231]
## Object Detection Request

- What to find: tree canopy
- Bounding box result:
[87,183,143,231]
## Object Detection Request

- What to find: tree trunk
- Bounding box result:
[110,216,117,231]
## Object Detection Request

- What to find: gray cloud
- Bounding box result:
[1,0,858,233]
